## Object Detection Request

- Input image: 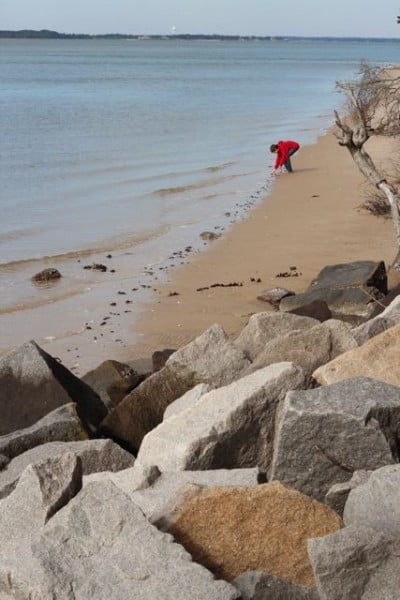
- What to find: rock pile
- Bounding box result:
[1,260,400,598]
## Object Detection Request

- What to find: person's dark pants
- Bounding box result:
[284,147,298,172]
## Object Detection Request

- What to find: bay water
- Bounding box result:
[0,37,399,364]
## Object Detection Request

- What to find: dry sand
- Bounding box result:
[123,130,397,361]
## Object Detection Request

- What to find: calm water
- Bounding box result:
[1,38,399,308]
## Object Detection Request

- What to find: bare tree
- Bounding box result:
[335,63,400,267]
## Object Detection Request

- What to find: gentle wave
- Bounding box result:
[205,162,235,173]
[0,288,84,316]
[0,227,42,244]
[154,173,243,197]
[43,160,236,188]
[0,224,170,272]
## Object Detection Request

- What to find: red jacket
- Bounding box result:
[274,140,300,169]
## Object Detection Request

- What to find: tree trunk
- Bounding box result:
[347,146,400,251]
[343,142,400,267]
[377,181,400,256]
[335,67,400,271]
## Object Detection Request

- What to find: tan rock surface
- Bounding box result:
[156,482,342,586]
[313,322,400,386]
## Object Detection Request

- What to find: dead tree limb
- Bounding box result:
[335,65,400,268]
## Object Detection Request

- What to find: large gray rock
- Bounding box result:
[325,470,372,517]
[101,324,250,450]
[281,289,380,324]
[82,359,143,409]
[244,319,357,378]
[0,438,134,499]
[269,377,400,501]
[313,322,400,387]
[352,294,400,344]
[131,468,260,521]
[307,261,387,295]
[234,312,318,360]
[308,525,400,600]
[343,464,400,534]
[136,363,306,472]
[0,403,88,460]
[280,260,387,324]
[0,341,107,435]
[233,571,319,600]
[0,460,239,599]
[243,324,330,378]
[31,480,240,599]
[0,452,82,597]
[163,323,250,387]
[163,383,212,420]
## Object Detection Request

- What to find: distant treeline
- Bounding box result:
[0,29,398,42]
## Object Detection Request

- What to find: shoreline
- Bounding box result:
[1,128,397,375]
[121,130,397,362]
[0,169,268,374]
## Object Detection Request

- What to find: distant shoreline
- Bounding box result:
[0,30,398,42]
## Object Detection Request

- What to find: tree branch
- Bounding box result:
[335,63,400,260]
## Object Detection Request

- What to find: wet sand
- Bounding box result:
[1,130,397,375]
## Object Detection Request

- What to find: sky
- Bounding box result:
[1,0,400,39]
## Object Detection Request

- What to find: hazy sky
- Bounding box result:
[1,0,400,38]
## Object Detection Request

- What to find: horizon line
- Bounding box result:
[0,29,399,41]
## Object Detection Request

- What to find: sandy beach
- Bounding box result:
[124,130,397,362]
[1,128,397,375]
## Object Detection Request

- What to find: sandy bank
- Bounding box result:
[124,131,397,360]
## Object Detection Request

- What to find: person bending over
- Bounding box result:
[270,140,300,174]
